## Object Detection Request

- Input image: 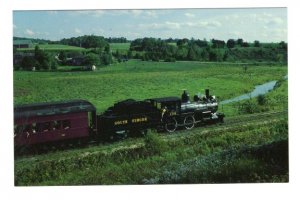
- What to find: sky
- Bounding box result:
[13,8,287,42]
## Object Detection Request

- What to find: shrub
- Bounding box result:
[144,132,168,155]
[257,94,267,105]
[239,100,257,114]
[164,57,176,62]
[21,56,37,71]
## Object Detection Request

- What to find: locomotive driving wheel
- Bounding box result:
[184,115,195,130]
[165,117,178,133]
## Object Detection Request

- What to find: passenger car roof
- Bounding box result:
[14,99,96,119]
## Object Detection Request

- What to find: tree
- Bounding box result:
[241,42,249,47]
[227,39,236,48]
[194,39,208,48]
[254,40,260,47]
[130,38,143,51]
[21,56,37,71]
[58,51,67,64]
[163,44,177,58]
[279,41,287,50]
[127,50,133,59]
[34,45,51,70]
[60,35,109,49]
[176,46,188,60]
[176,38,189,47]
[209,49,224,62]
[187,47,197,60]
[211,39,225,48]
[49,54,58,70]
[200,48,209,61]
[237,38,244,46]
[101,53,113,65]
[84,53,100,66]
[104,45,110,53]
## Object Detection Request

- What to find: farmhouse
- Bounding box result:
[13,40,33,48]
[72,56,85,66]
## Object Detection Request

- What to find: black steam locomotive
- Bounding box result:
[14,89,224,151]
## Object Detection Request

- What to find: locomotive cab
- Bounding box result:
[148,97,181,114]
[147,97,182,132]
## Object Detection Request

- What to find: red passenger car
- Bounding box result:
[14,100,97,150]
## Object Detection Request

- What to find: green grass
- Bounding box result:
[16,44,86,52]
[110,43,130,51]
[14,60,287,113]
[17,43,130,53]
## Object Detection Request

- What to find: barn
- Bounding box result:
[13,40,33,48]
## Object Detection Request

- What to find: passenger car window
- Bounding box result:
[62,120,71,129]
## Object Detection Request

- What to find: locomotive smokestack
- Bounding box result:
[205,89,210,98]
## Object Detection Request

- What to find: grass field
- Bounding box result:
[16,44,86,52]
[110,43,130,51]
[14,60,287,114]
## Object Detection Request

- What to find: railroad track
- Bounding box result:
[163,110,288,141]
[224,110,287,125]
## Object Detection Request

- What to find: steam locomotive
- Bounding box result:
[14,89,224,151]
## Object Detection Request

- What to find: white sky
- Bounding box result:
[13,8,287,42]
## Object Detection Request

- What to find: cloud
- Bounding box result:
[229,31,242,37]
[70,10,106,17]
[144,10,158,18]
[271,28,287,41]
[138,19,222,32]
[202,21,222,28]
[165,21,181,29]
[186,20,222,28]
[138,21,181,30]
[267,17,284,26]
[109,10,159,18]
[75,28,82,34]
[25,29,34,36]
[91,27,105,35]
[248,13,285,27]
[47,11,58,15]
[69,9,160,18]
[185,13,195,18]
[130,10,143,16]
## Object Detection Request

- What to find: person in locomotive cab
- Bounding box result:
[181,90,190,103]
[193,93,200,102]
[161,106,167,122]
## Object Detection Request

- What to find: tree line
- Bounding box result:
[14,35,288,71]
[128,37,287,63]
[59,35,128,46]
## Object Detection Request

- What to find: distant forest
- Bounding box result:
[13,35,287,71]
